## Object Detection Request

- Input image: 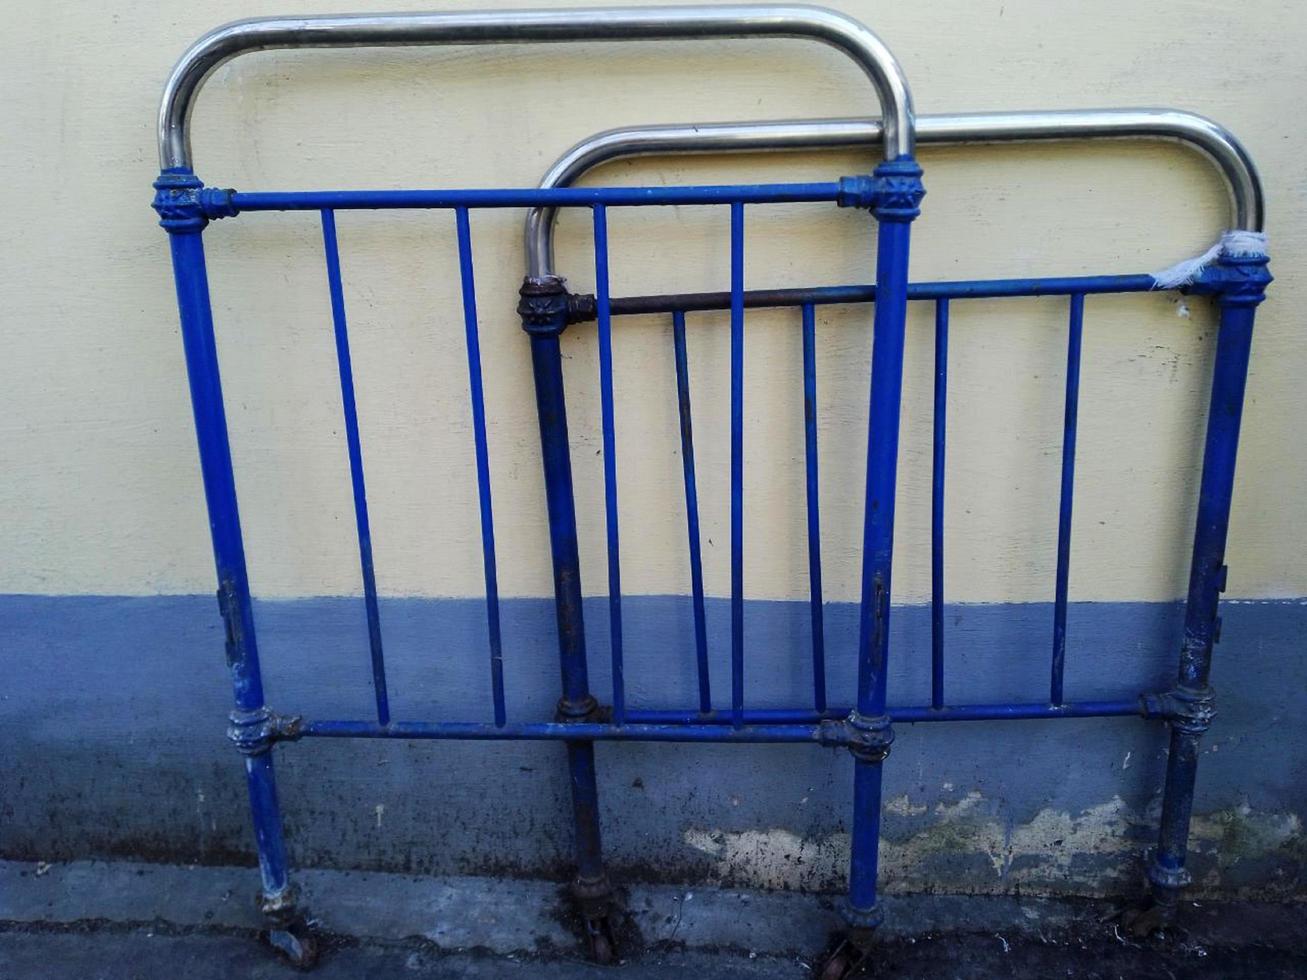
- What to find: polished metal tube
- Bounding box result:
[527,108,1263,276]
[158,5,914,171]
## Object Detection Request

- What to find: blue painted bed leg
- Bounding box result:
[1127,248,1271,936]
[153,171,315,968]
[519,275,616,963]
[824,159,923,976]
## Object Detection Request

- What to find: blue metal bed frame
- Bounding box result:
[525,117,1271,973]
[152,7,1271,973]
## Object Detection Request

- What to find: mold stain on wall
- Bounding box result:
[683,796,1305,898]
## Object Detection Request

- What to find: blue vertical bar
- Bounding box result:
[801,303,827,714]
[242,751,292,902]
[672,311,712,715]
[848,754,884,915]
[1147,249,1269,914]
[320,209,391,726]
[729,202,745,729]
[846,158,923,933]
[1051,293,1085,706]
[154,170,292,909]
[454,207,507,727]
[525,317,591,708]
[521,278,609,904]
[855,227,912,723]
[848,216,913,921]
[593,206,625,725]
[566,741,606,881]
[930,298,949,710]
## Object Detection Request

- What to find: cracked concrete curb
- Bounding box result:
[3,859,1305,959]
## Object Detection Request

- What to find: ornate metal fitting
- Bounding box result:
[572,872,614,917]
[1188,252,1272,307]
[1144,847,1193,892]
[566,292,599,324]
[152,170,238,233]
[837,158,925,222]
[871,157,926,222]
[1140,685,1216,735]
[555,693,602,722]
[228,706,304,756]
[839,897,886,931]
[844,711,895,763]
[836,174,878,210]
[259,882,302,923]
[518,275,574,337]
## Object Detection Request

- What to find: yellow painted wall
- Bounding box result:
[2,0,1304,602]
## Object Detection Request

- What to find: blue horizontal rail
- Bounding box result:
[303,719,828,743]
[625,700,1143,724]
[598,273,1159,317]
[299,697,1144,743]
[225,181,844,213]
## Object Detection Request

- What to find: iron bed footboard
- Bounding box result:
[522,107,1270,952]
[151,6,1270,971]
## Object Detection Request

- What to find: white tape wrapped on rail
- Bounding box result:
[1151,230,1269,289]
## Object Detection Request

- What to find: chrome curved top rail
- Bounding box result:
[158,5,914,171]
[526,108,1263,277]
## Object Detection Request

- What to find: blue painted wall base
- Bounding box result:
[2,594,1303,897]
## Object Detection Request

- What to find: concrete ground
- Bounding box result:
[2,860,1304,979]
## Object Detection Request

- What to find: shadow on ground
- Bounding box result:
[3,918,1306,980]
[2,860,1304,978]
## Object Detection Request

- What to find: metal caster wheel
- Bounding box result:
[264,917,319,970]
[583,914,618,965]
[817,938,868,980]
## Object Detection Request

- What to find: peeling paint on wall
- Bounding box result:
[682,796,1305,898]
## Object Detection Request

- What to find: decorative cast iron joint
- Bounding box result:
[153,171,238,233]
[567,292,598,324]
[555,694,605,723]
[228,706,304,756]
[259,882,303,923]
[835,175,877,210]
[817,719,846,748]
[840,899,886,932]
[1144,847,1193,891]
[1188,253,1272,307]
[837,158,925,222]
[519,276,576,336]
[844,710,895,763]
[571,872,614,918]
[1140,685,1215,735]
